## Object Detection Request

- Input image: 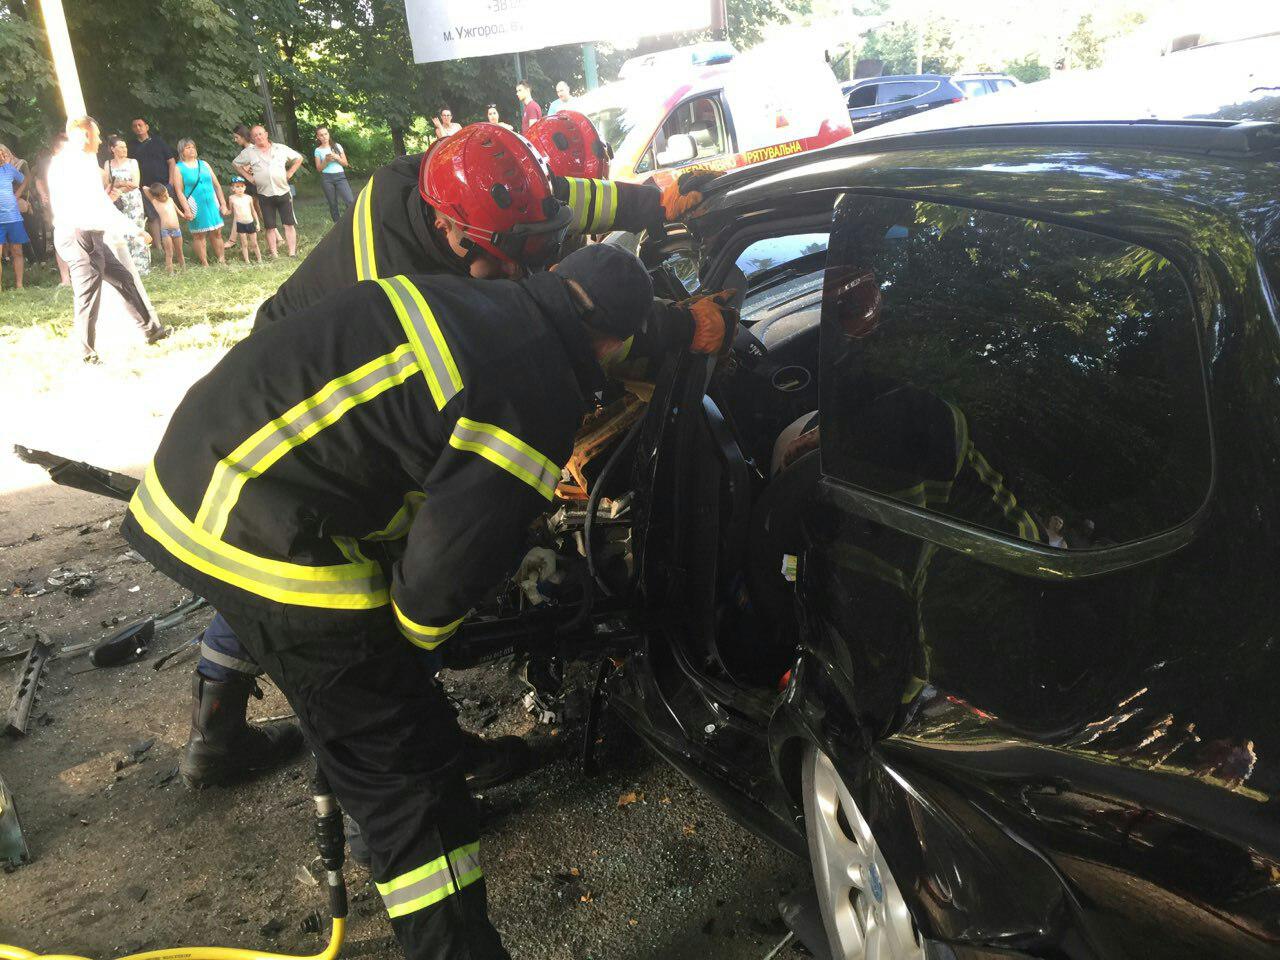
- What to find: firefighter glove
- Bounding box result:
[682,289,739,357]
[660,170,718,222]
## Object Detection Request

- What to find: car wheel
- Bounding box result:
[802,745,925,960]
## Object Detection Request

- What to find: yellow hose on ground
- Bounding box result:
[2,767,349,960]
[0,917,345,960]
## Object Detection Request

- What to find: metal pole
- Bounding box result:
[37,0,84,119]
[582,42,598,89]
[256,68,279,140]
[710,0,728,41]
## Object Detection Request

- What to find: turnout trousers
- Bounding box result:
[219,608,510,960]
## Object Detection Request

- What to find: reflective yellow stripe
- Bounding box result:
[374,276,463,410]
[363,491,426,542]
[565,176,580,229]
[128,468,388,609]
[393,599,465,650]
[353,175,377,281]
[448,417,559,500]
[565,176,593,234]
[967,448,1040,541]
[590,180,616,232]
[376,843,482,919]
[448,841,484,890]
[195,345,421,539]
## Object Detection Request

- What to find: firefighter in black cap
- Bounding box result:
[124,244,657,960]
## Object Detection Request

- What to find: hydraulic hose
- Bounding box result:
[0,765,347,960]
[584,417,644,597]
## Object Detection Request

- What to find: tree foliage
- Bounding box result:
[0,0,1156,171]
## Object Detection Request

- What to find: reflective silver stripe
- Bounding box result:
[381,276,463,410]
[199,349,420,534]
[449,843,482,885]
[379,864,454,914]
[199,639,261,676]
[449,419,559,499]
[134,480,386,599]
[574,178,594,233]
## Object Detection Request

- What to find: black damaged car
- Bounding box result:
[450,110,1280,958]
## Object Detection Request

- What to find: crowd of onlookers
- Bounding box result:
[431,78,575,141]
[0,79,576,361]
[0,115,358,293]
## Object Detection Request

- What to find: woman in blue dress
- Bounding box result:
[173,138,228,266]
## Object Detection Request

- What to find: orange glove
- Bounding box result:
[659,170,718,221]
[683,289,739,356]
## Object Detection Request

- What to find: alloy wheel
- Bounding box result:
[802,746,925,960]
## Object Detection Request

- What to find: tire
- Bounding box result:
[802,744,925,960]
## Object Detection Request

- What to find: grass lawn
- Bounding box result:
[0,182,361,494]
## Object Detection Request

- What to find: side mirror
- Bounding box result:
[656,133,696,167]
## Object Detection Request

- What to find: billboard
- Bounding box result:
[403,0,713,64]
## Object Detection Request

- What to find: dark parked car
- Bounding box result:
[842,73,1019,133]
[452,114,1280,958]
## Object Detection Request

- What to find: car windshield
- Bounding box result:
[575,82,665,157]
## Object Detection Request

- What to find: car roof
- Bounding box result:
[859,34,1280,139]
[691,118,1280,244]
[843,74,950,89]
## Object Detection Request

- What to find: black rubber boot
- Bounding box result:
[179,671,304,789]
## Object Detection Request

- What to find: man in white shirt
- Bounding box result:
[547,81,572,115]
[233,125,303,257]
[49,116,167,363]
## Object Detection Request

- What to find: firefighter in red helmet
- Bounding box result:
[528,110,710,237]
[179,123,729,811]
[526,109,611,178]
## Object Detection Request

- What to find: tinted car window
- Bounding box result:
[876,80,938,104]
[991,78,1016,90]
[819,196,1211,548]
[956,79,988,97]
[847,84,878,108]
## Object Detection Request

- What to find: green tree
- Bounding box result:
[0,4,55,145]
[1004,53,1050,83]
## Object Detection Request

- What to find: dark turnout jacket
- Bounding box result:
[124,271,603,645]
[254,151,663,328]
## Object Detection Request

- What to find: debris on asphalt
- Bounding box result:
[617,790,643,808]
[115,738,157,771]
[295,863,319,887]
[121,884,148,903]
[48,568,96,597]
[259,917,287,938]
[0,771,31,868]
[299,911,323,934]
[5,636,52,736]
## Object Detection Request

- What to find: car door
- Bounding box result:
[635,93,734,177]
[808,189,1214,746]
[846,82,884,132]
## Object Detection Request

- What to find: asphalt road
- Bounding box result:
[0,484,811,960]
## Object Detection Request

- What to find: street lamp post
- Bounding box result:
[38,0,84,119]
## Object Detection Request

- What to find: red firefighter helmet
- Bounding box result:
[419,123,572,268]
[525,110,613,180]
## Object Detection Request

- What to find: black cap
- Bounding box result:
[555,244,653,340]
